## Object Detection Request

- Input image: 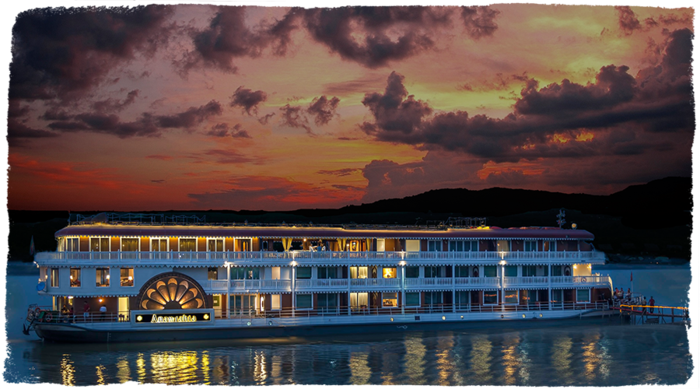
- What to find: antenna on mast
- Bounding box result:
[556,209,566,228]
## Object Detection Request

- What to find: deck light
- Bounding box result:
[442,316,446,320]
[106,275,110,279]
[246,321,252,326]
[99,298,103,303]
[137,315,143,322]
[460,316,464,319]
[539,313,543,318]
[522,314,526,318]
[203,314,209,320]
[399,261,406,266]
[499,260,506,266]
[390,317,394,322]
[291,261,297,267]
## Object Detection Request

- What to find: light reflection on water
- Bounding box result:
[4,324,692,385]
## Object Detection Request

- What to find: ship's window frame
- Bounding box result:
[552,266,563,277]
[150,238,168,251]
[70,268,81,288]
[382,292,398,307]
[505,266,518,277]
[456,266,470,277]
[96,268,110,287]
[208,267,219,280]
[551,289,563,303]
[207,238,224,252]
[296,294,313,309]
[524,241,537,251]
[522,265,537,277]
[424,266,441,278]
[504,290,519,304]
[120,267,134,287]
[483,290,498,305]
[178,238,197,252]
[50,268,59,288]
[120,237,139,252]
[271,267,281,280]
[543,240,556,251]
[231,267,260,280]
[65,237,79,252]
[318,266,338,279]
[425,291,443,305]
[270,294,281,310]
[350,266,368,279]
[317,293,338,310]
[296,267,311,279]
[382,267,397,279]
[576,289,590,303]
[483,266,497,277]
[405,292,420,307]
[427,240,442,252]
[405,266,419,278]
[90,237,110,252]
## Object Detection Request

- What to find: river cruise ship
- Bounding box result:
[27,213,613,343]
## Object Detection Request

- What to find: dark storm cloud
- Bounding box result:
[460,6,500,39]
[230,86,267,115]
[307,96,340,126]
[257,113,275,125]
[92,90,140,113]
[155,100,223,130]
[207,123,251,138]
[317,168,361,177]
[361,71,432,135]
[279,104,312,134]
[300,7,453,68]
[7,120,60,147]
[514,65,636,116]
[360,29,693,163]
[178,6,299,74]
[42,100,223,138]
[615,6,641,35]
[279,95,341,133]
[10,6,174,101]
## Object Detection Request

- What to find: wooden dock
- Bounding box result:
[619,304,689,325]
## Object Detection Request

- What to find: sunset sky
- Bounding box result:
[4,2,695,211]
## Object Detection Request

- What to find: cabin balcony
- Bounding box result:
[201,275,611,293]
[35,249,606,266]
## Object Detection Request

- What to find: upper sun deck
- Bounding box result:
[55,223,594,241]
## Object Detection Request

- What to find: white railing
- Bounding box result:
[35,250,606,266]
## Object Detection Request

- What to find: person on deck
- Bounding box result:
[642,296,648,313]
[625,288,631,301]
[100,305,107,321]
[83,302,90,321]
[649,296,655,313]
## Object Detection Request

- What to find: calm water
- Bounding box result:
[4,263,693,385]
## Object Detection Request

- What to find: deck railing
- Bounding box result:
[36,250,606,265]
[29,301,610,326]
[202,275,611,292]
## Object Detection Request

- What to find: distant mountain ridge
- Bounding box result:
[9,176,692,224]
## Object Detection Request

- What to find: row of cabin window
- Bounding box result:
[261,289,590,310]
[66,237,562,252]
[222,265,573,280]
[50,268,134,288]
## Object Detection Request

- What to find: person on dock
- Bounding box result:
[642,296,648,314]
[626,288,631,301]
[649,296,655,313]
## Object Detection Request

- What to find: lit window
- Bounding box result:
[208,239,224,252]
[382,292,398,307]
[350,266,368,279]
[65,238,79,252]
[151,238,168,251]
[120,268,134,287]
[296,267,311,279]
[271,294,281,310]
[208,267,218,280]
[382,267,397,278]
[70,268,81,287]
[96,268,110,287]
[179,239,196,252]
